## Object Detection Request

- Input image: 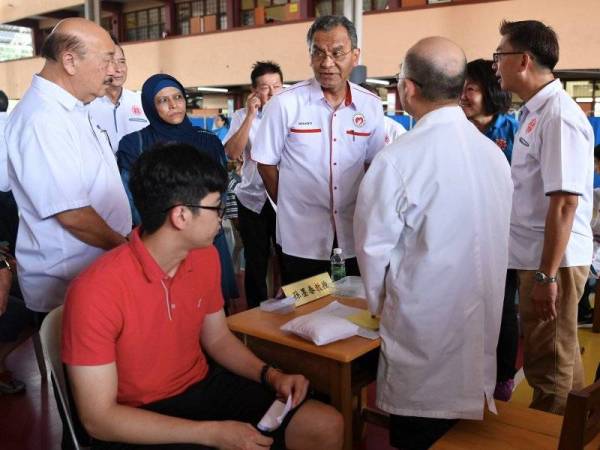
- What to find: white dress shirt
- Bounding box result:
[87,88,148,153]
[384,116,407,145]
[354,106,513,420]
[252,78,386,260]
[223,108,267,214]
[509,79,594,270]
[5,75,132,312]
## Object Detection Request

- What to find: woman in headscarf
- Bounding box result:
[117,73,239,304]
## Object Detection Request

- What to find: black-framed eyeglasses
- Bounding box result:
[162,202,225,218]
[492,51,526,63]
[310,47,353,62]
[395,72,423,89]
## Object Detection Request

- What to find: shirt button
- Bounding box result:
[333,162,337,166]
[334,210,338,214]
[333,138,337,142]
[334,186,338,190]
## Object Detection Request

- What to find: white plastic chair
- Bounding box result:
[39,306,90,450]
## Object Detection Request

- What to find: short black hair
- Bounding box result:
[250,61,283,88]
[499,20,559,71]
[404,52,466,102]
[466,59,512,115]
[129,142,228,234]
[306,15,357,50]
[0,90,8,112]
[40,29,86,61]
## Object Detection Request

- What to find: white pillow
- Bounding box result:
[281,310,359,346]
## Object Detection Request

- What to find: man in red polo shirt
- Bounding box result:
[62,143,343,450]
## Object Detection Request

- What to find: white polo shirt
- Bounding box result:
[223,108,267,214]
[509,79,594,269]
[87,88,148,153]
[5,75,132,312]
[252,78,386,260]
[384,116,407,146]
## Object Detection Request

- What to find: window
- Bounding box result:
[176,0,228,34]
[315,0,343,16]
[243,0,299,25]
[363,0,388,11]
[124,7,165,42]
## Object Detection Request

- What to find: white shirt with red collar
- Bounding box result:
[509,79,594,270]
[88,88,148,153]
[252,78,386,260]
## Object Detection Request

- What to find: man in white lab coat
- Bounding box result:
[354,37,513,450]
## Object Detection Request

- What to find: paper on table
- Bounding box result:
[257,394,293,432]
[346,310,380,330]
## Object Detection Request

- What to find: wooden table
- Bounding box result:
[227,295,380,450]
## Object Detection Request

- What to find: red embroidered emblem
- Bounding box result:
[353,113,366,128]
[526,117,537,133]
[495,138,507,150]
[131,105,142,115]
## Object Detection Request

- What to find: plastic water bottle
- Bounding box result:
[330,248,346,281]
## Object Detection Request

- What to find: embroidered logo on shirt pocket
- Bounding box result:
[290,128,322,133]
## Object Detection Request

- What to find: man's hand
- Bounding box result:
[267,370,309,408]
[210,421,272,450]
[531,281,558,321]
[247,93,261,116]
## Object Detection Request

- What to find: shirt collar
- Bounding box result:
[129,227,195,283]
[415,105,464,128]
[522,78,561,115]
[31,74,83,112]
[308,78,356,110]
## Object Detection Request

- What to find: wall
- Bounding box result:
[0,0,84,23]
[1,0,599,98]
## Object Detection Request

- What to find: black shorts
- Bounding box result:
[93,366,301,450]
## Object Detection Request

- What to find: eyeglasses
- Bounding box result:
[395,72,423,89]
[492,51,526,63]
[310,47,353,62]
[163,202,225,218]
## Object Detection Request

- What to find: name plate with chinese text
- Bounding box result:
[282,272,333,307]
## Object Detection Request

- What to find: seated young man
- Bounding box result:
[62,143,343,450]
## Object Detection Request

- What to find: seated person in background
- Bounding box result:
[460,58,520,401]
[62,143,343,450]
[213,114,230,142]
[117,73,238,305]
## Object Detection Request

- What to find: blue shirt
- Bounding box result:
[484,113,519,164]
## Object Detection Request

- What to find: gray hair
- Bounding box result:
[40,30,87,61]
[404,52,466,101]
[306,15,358,50]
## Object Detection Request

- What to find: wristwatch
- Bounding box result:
[0,255,11,272]
[534,271,556,284]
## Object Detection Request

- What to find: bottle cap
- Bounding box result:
[333,248,342,255]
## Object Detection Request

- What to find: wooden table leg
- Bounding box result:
[329,361,354,450]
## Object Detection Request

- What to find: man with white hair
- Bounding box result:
[4,18,131,321]
[354,37,513,449]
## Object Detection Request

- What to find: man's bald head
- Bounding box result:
[41,17,111,62]
[403,36,466,102]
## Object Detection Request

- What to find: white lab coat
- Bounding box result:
[354,106,513,419]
